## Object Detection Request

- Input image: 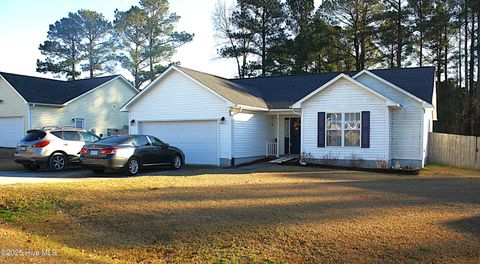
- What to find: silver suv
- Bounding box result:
[14,127,100,171]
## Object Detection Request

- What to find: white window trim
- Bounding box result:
[74,118,85,129]
[325,112,362,148]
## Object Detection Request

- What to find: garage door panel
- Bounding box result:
[139,121,218,165]
[0,117,24,147]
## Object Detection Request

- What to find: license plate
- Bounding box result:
[89,150,99,156]
[20,147,27,151]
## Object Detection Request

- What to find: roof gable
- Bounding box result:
[291,74,400,108]
[0,72,122,105]
[366,67,435,104]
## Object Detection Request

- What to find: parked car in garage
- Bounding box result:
[14,127,100,171]
[79,135,185,175]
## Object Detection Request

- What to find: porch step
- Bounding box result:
[269,155,300,164]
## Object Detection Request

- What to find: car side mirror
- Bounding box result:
[164,143,169,149]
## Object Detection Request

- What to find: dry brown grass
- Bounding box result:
[0,165,479,263]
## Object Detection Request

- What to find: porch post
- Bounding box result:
[276,114,280,157]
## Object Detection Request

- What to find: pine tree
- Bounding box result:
[77,10,116,78]
[37,12,83,80]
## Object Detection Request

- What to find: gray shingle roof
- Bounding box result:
[368,67,435,104]
[0,72,120,105]
[178,66,435,109]
[176,67,268,109]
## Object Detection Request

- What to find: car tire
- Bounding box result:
[171,155,182,170]
[23,164,40,171]
[126,157,141,176]
[90,168,105,174]
[49,153,67,172]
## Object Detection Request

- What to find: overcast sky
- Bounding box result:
[0,0,321,80]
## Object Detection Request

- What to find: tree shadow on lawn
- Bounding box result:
[12,174,480,254]
[445,215,480,237]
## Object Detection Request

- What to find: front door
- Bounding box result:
[289,118,301,154]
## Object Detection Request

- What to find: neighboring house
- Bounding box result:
[121,66,436,169]
[0,72,138,147]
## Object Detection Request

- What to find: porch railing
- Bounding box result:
[266,141,278,157]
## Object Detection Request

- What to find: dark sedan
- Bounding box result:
[80,135,185,175]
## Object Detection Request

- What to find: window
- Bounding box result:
[326,113,342,146]
[74,118,85,129]
[344,113,361,147]
[50,131,63,139]
[96,135,133,144]
[80,132,100,143]
[148,136,164,147]
[132,136,150,147]
[23,131,46,142]
[326,112,361,147]
[63,131,81,141]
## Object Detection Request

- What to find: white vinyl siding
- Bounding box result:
[302,78,390,161]
[31,78,135,136]
[233,111,271,158]
[355,74,425,161]
[0,76,28,140]
[128,70,232,160]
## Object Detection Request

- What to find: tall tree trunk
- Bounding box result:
[469,11,476,135]
[149,37,154,81]
[477,10,480,96]
[72,41,76,80]
[89,40,94,78]
[444,25,448,81]
[464,1,469,91]
[261,9,267,76]
[458,1,462,89]
[469,12,475,93]
[396,0,402,68]
[419,31,423,66]
[419,0,424,67]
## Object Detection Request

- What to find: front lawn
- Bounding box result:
[0,165,479,263]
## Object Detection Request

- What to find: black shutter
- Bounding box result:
[361,111,370,148]
[317,112,325,147]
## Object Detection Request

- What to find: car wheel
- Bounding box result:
[126,157,140,176]
[23,164,40,171]
[49,153,67,172]
[171,155,182,170]
[90,168,105,174]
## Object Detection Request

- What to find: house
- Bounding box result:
[121,66,436,169]
[0,72,138,147]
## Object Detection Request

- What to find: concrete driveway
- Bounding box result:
[0,167,120,185]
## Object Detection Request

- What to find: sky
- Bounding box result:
[0,0,321,80]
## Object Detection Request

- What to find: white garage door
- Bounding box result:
[139,120,218,165]
[0,117,24,147]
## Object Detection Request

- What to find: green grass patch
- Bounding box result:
[0,194,77,223]
[419,245,431,253]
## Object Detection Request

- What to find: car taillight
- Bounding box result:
[80,147,87,155]
[33,141,50,148]
[101,148,117,155]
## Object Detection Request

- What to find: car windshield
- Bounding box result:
[96,135,132,144]
[23,131,46,142]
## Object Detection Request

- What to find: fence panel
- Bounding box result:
[428,132,478,170]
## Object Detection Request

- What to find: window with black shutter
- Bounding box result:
[317,112,325,147]
[361,111,370,148]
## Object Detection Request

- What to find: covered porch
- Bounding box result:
[265,110,302,158]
